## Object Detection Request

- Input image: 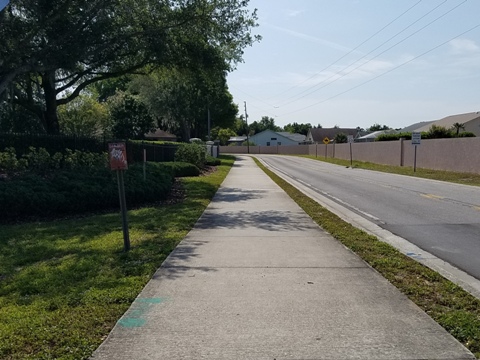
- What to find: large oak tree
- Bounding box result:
[0,0,259,133]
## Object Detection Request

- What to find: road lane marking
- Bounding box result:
[421,193,444,200]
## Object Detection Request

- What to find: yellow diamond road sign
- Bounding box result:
[323,137,330,144]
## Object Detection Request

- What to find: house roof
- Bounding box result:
[228,136,247,142]
[249,129,302,144]
[400,121,435,133]
[357,130,397,140]
[412,112,480,133]
[308,128,359,142]
[277,132,307,143]
[144,129,177,140]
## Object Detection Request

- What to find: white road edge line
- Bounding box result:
[255,156,480,300]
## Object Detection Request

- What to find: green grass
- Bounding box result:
[254,157,480,358]
[299,155,480,186]
[0,156,235,360]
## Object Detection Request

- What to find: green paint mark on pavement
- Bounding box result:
[118,297,167,328]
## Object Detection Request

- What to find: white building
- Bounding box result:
[249,130,306,146]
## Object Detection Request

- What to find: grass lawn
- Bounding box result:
[254,157,480,358]
[299,155,480,187]
[0,156,235,360]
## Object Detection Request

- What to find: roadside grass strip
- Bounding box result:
[0,156,235,360]
[299,155,480,187]
[254,157,480,358]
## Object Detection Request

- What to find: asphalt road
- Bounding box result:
[256,155,480,281]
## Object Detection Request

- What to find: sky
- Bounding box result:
[0,0,9,11]
[226,0,480,130]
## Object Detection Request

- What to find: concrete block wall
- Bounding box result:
[403,137,480,173]
[220,137,480,174]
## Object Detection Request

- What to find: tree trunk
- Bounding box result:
[42,71,60,134]
[182,119,191,142]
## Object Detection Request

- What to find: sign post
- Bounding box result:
[347,135,354,166]
[323,137,329,158]
[411,132,421,172]
[108,142,130,252]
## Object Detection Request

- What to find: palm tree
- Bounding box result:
[452,122,465,136]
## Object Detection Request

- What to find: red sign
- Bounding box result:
[108,142,128,170]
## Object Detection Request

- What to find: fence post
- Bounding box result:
[400,138,405,166]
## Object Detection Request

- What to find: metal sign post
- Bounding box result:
[347,135,354,166]
[323,137,329,158]
[143,148,147,181]
[108,142,130,252]
[411,132,421,173]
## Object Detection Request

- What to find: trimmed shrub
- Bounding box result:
[0,163,174,222]
[0,147,108,175]
[175,143,206,168]
[0,132,105,155]
[0,147,27,173]
[376,133,412,142]
[159,162,200,177]
[205,155,221,166]
[376,129,476,142]
[458,132,476,138]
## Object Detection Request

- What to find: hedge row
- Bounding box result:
[0,163,175,222]
[159,162,200,177]
[376,130,476,142]
[0,147,108,174]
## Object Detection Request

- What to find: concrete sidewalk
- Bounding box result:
[91,156,474,360]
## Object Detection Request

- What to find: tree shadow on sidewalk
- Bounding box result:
[195,210,318,232]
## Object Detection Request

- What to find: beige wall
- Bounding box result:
[220,137,480,174]
[403,137,480,173]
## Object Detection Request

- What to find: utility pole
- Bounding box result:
[244,101,250,154]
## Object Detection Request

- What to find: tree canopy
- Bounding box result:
[368,123,390,131]
[248,116,280,134]
[283,122,311,135]
[0,0,259,134]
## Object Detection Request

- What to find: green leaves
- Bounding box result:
[1,0,259,134]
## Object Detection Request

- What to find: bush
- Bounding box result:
[159,162,200,177]
[458,132,476,138]
[0,163,174,222]
[0,147,27,173]
[0,132,105,155]
[376,133,412,142]
[0,147,108,175]
[334,132,348,143]
[205,155,221,166]
[175,143,206,168]
[425,125,452,139]
[375,129,476,142]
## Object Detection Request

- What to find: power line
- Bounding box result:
[269,0,423,100]
[279,21,480,117]
[282,0,467,105]
[281,0,454,106]
[229,84,278,119]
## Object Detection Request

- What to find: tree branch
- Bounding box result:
[56,63,149,106]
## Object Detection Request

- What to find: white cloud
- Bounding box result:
[284,9,304,18]
[449,38,479,54]
[264,22,356,54]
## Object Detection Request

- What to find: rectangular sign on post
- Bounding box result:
[108,142,128,170]
[411,132,421,145]
[108,142,130,252]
